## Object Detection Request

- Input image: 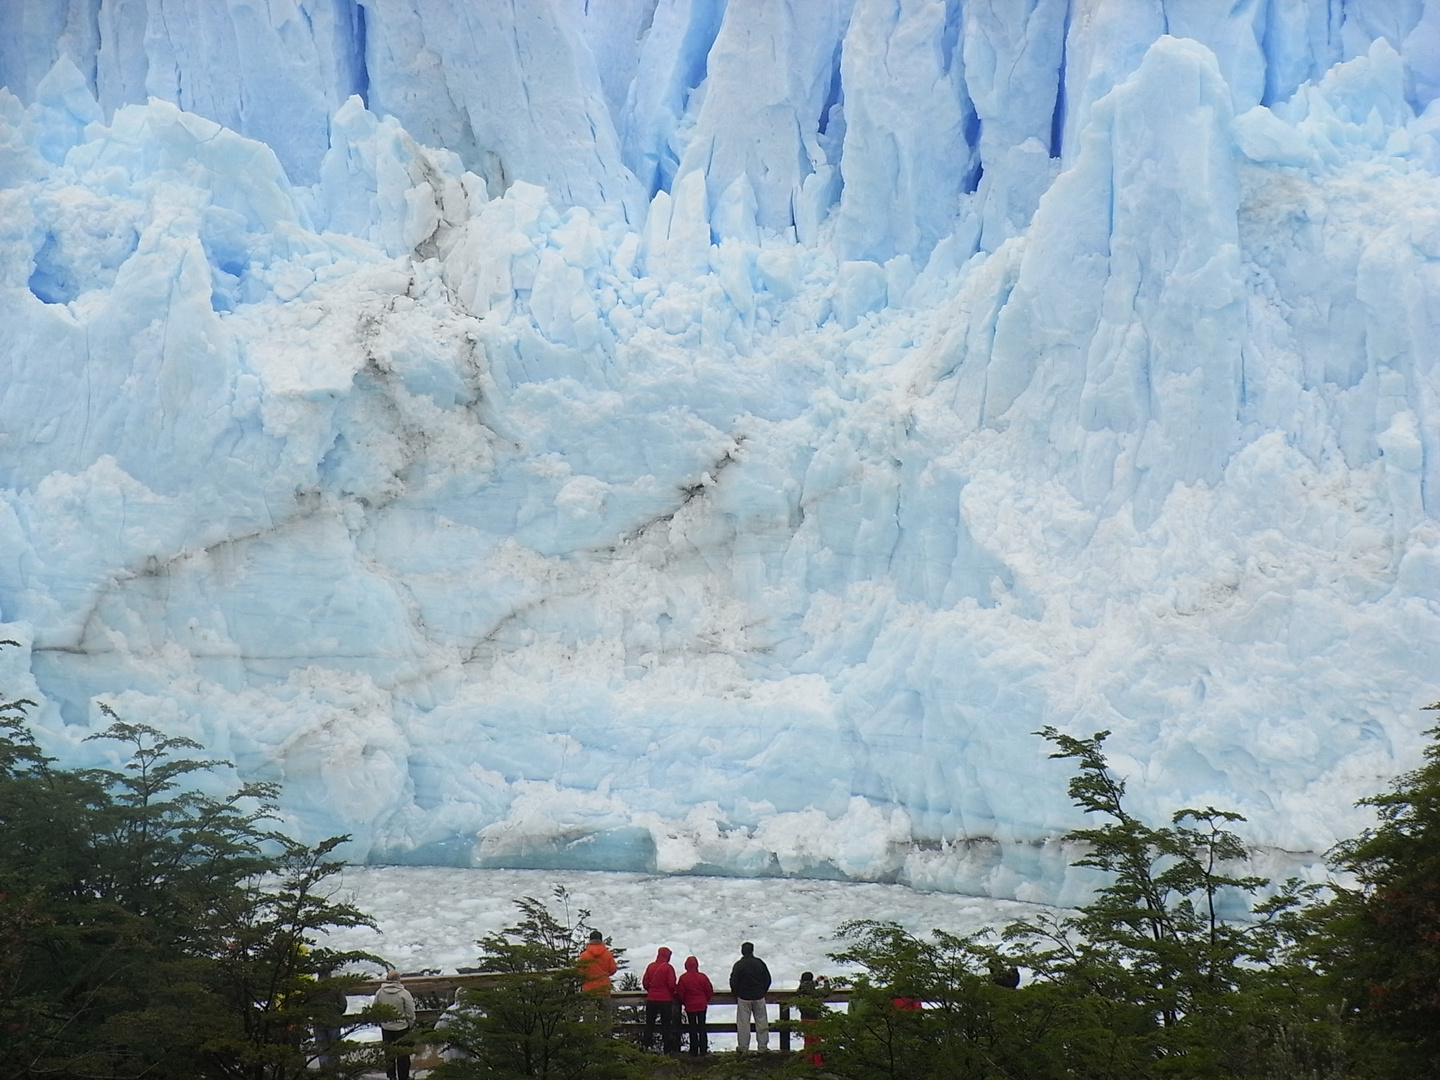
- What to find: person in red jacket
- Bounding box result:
[675,956,714,1056]
[641,946,680,1053]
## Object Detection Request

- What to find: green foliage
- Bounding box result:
[1325,703,1440,1078]
[188,836,384,1079]
[1006,729,1346,1079]
[0,657,383,1080]
[431,887,640,1080]
[817,919,1149,1080]
[814,727,1349,1080]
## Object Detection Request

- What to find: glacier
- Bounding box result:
[1,0,1439,906]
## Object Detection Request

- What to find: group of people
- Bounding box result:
[363,933,821,1077]
[577,933,778,1056]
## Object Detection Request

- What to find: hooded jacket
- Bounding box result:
[577,939,618,992]
[675,956,714,1013]
[642,947,678,1001]
[373,980,416,1031]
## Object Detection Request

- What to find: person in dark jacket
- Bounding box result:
[989,958,1021,988]
[675,956,714,1056]
[728,942,771,1051]
[312,972,349,1068]
[795,971,825,1065]
[641,946,680,1053]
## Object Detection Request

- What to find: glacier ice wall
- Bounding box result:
[1,0,1439,905]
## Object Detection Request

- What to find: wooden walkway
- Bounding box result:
[351,973,852,1054]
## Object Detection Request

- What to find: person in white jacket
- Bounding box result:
[373,971,417,1080]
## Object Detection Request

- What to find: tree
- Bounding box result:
[813,728,1346,1080]
[1004,728,1343,1078]
[0,659,383,1080]
[430,887,638,1080]
[819,919,1143,1080]
[1020,730,1266,1022]
[0,669,65,1074]
[189,836,383,1080]
[1326,702,1440,1077]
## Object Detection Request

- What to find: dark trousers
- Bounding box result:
[381,1026,411,1080]
[643,1000,679,1053]
[685,1009,708,1055]
[314,1025,342,1067]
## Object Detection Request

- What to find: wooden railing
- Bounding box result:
[350,973,852,1054]
[611,989,852,1052]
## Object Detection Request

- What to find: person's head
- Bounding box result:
[386,969,402,981]
[657,946,671,961]
[685,955,699,971]
[740,942,754,956]
[800,971,814,984]
[589,930,603,942]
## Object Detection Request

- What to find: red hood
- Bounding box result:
[684,956,699,971]
[655,947,671,962]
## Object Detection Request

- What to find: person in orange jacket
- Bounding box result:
[577,930,619,1029]
[578,930,619,992]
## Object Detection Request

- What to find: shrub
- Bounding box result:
[430,887,640,1080]
[0,649,382,1080]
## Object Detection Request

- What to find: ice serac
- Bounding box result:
[619,0,729,200]
[977,35,1246,524]
[0,0,637,212]
[672,0,853,238]
[0,1,101,115]
[832,0,974,265]
[960,0,1065,251]
[0,0,365,185]
[1,1,1439,905]
[358,0,644,220]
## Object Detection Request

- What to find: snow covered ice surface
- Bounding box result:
[2,2,1440,907]
[321,866,1048,981]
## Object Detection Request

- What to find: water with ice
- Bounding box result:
[321,864,1048,1048]
[322,865,1045,986]
[1,0,1438,906]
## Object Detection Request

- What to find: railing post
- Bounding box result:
[780,1001,790,1052]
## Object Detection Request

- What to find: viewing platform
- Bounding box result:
[351,972,854,1053]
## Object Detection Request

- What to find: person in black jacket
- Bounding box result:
[312,971,349,1068]
[795,971,826,1065]
[728,942,771,1051]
